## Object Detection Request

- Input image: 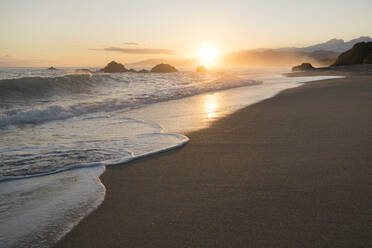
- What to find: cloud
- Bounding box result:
[90,47,174,55]
[123,42,140,46]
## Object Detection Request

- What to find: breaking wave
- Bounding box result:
[0,72,260,128]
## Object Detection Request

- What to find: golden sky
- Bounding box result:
[1,0,371,67]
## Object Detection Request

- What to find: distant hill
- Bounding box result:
[130,50,339,68]
[298,36,372,53]
[220,37,372,67]
[128,36,371,68]
[333,42,372,66]
[221,49,339,67]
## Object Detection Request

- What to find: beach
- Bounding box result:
[0,68,341,248]
[55,74,372,248]
[2,2,372,248]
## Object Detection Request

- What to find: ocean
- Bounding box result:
[0,67,342,247]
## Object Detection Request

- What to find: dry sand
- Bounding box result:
[55,74,372,248]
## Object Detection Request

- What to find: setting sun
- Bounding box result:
[198,44,220,66]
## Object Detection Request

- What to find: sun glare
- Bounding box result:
[198,44,220,66]
[204,94,219,119]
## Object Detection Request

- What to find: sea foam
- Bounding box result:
[0,72,260,128]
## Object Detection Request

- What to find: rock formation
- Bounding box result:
[150,63,178,73]
[292,63,314,71]
[102,61,128,73]
[364,53,372,64]
[333,42,372,66]
[196,66,207,72]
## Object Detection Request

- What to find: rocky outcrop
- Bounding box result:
[196,66,207,72]
[102,61,128,73]
[292,63,314,71]
[333,42,372,66]
[48,66,56,70]
[150,63,178,73]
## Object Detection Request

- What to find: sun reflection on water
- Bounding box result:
[204,94,219,119]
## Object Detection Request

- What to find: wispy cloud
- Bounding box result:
[90,47,174,55]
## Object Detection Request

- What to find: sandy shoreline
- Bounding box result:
[55,74,372,248]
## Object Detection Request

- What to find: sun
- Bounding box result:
[198,44,220,66]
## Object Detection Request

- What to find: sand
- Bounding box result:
[55,74,372,248]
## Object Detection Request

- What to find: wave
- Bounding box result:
[0,132,189,183]
[0,74,118,100]
[0,74,260,128]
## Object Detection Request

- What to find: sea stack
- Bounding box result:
[196,66,207,72]
[292,63,314,71]
[102,61,128,73]
[151,63,178,73]
[48,66,56,70]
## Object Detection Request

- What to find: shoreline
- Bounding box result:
[285,64,372,77]
[55,73,372,247]
[1,71,342,248]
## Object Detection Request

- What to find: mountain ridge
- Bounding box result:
[297,36,372,53]
[128,36,372,67]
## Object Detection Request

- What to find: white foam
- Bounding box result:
[0,72,260,129]
[0,115,189,248]
[0,166,105,248]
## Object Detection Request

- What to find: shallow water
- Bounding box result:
[0,166,105,248]
[0,67,343,247]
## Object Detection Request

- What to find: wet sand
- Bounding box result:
[55,74,372,248]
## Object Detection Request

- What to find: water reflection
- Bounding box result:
[204,94,219,119]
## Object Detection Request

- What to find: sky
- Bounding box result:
[1,0,371,67]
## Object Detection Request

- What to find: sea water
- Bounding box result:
[0,67,342,247]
